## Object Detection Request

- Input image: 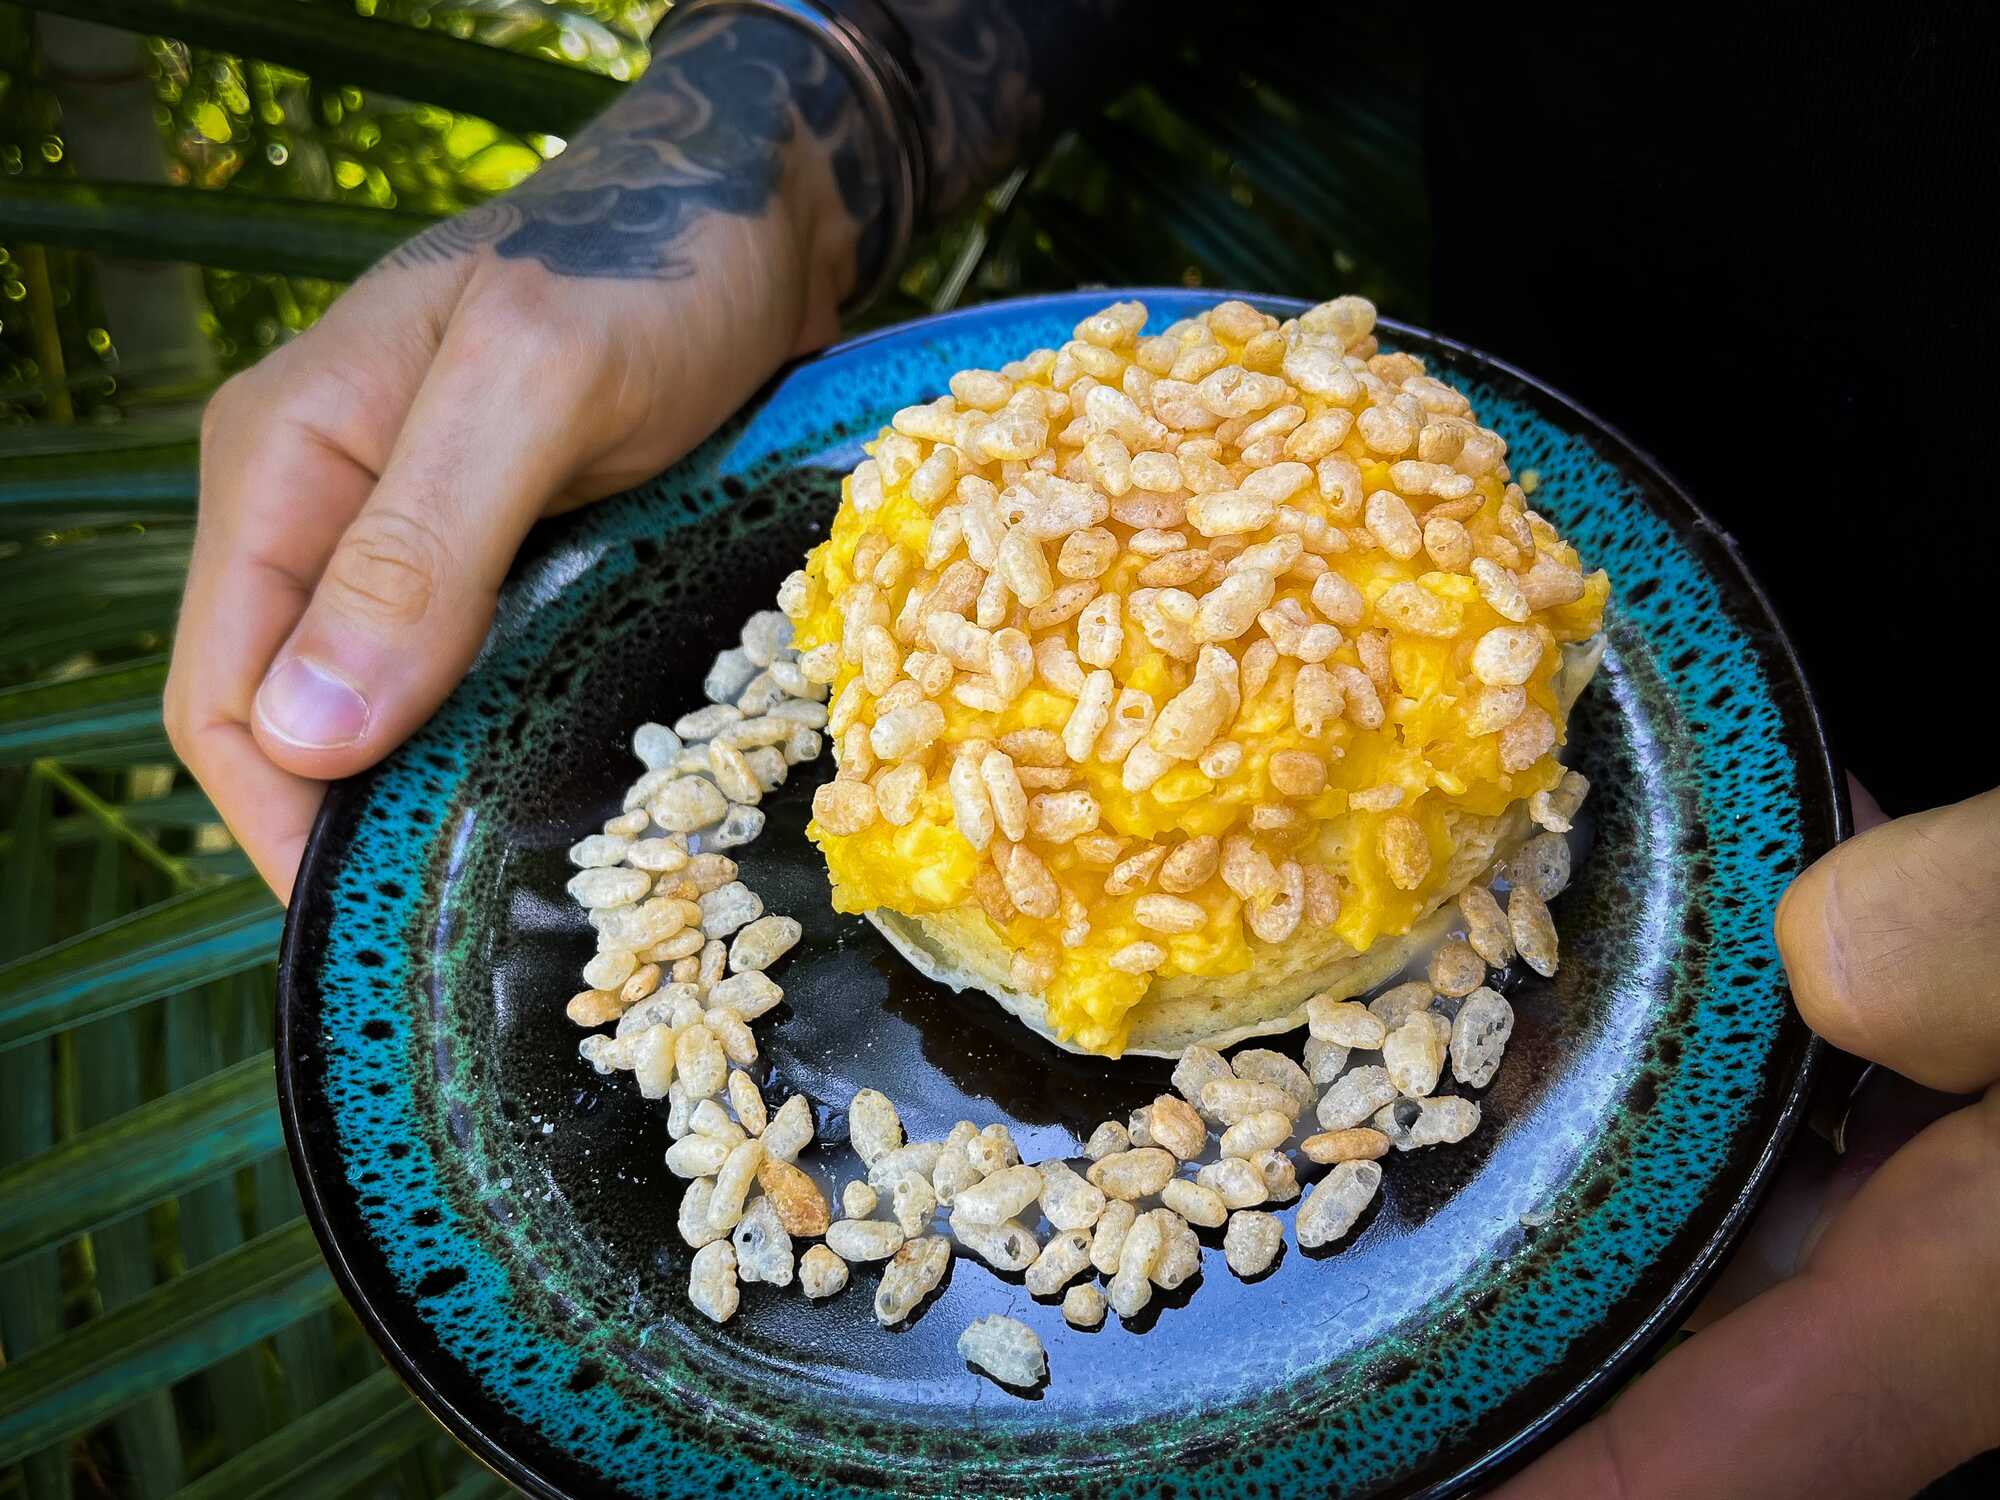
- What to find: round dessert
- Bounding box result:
[788,296,1607,1058]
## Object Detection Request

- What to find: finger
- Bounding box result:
[167,366,380,897]
[181,724,324,903]
[1493,1094,2000,1500]
[167,266,460,898]
[251,305,590,780]
[1775,785,2000,1093]
[1682,1070,1967,1328]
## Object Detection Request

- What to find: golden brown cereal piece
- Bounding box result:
[757,1158,832,1237]
[1301,1127,1393,1164]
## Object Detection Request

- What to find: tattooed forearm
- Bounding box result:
[880,0,1138,223]
[385,11,889,282]
[383,1,1137,291]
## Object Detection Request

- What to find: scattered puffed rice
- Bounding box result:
[708,970,784,1021]
[1223,1211,1284,1277]
[1038,1160,1107,1231]
[1317,1065,1399,1131]
[1091,1199,1137,1276]
[698,881,763,939]
[1147,1208,1201,1290]
[799,1244,849,1299]
[1083,1119,1130,1160]
[1459,884,1515,967]
[1227,1048,1315,1112]
[1301,1127,1391,1164]
[1383,1013,1448,1098]
[731,1196,794,1287]
[951,1163,1043,1226]
[1296,1160,1382,1248]
[1171,1045,1233,1108]
[761,1094,813,1163]
[1062,1282,1107,1328]
[1086,1147,1177,1200]
[1196,1155,1269,1210]
[756,1157,831,1236]
[1219,1110,1291,1159]
[1367,981,1436,1029]
[1508,831,1572,901]
[1374,1094,1481,1151]
[847,1089,903,1166]
[1199,1077,1299,1126]
[677,1179,726,1249]
[867,1140,947,1194]
[688,1240,739,1323]
[825,1218,906,1262]
[567,866,650,910]
[932,1143,981,1205]
[1249,1148,1299,1203]
[1307,995,1387,1048]
[875,1235,950,1325]
[1162,1178,1228,1228]
[708,1139,764,1231]
[841,1179,877,1219]
[958,1315,1046,1388]
[568,834,629,868]
[1025,1229,1095,1297]
[949,1214,1040,1271]
[1450,987,1515,1089]
[1508,883,1560,976]
[728,914,801,973]
[1304,1037,1349,1086]
[1145,1093,1207,1160]
[1429,938,1486,999]
[891,1169,937,1237]
[965,1123,1020,1177]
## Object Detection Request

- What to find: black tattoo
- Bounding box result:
[384,11,888,281]
[381,1,1137,291]
[881,0,1136,223]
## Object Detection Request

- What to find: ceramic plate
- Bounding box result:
[277,290,1842,1498]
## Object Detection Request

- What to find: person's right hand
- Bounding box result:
[1495,783,2000,1498]
[165,10,882,900]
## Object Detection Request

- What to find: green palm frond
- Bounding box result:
[0,2,1430,1495]
[0,178,438,280]
[0,876,283,1049]
[0,1220,340,1466]
[0,658,173,764]
[0,1051,279,1267]
[29,1,622,135]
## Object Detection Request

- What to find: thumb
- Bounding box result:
[250,318,584,779]
[1776,785,2000,1094]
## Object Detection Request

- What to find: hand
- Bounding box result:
[165,10,883,900]
[1495,781,2000,1498]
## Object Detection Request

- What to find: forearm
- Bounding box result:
[876,0,1142,220]
[385,7,891,328]
[379,1,1142,334]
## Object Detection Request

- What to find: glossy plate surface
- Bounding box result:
[278,290,1841,1498]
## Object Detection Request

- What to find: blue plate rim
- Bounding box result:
[275,286,1846,1499]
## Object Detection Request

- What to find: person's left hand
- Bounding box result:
[1494,781,2000,1498]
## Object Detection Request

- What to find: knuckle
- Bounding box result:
[465,272,586,370]
[199,369,259,452]
[321,507,449,628]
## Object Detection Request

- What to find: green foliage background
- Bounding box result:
[0,3,1426,1494]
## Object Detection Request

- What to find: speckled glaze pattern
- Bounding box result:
[278,290,1842,1499]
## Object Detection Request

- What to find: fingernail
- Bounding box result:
[256,655,369,749]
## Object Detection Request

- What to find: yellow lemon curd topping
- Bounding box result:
[783,297,1606,1056]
